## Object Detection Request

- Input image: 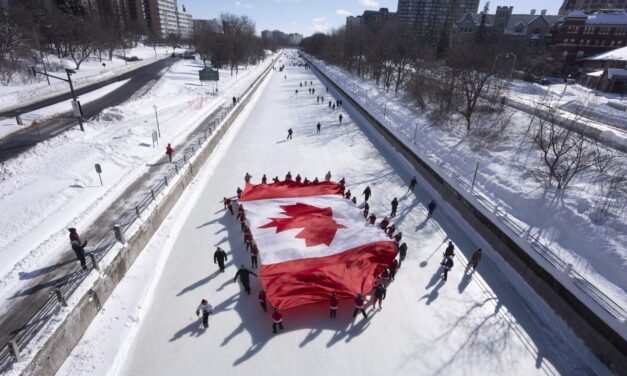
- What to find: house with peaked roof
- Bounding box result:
[581,45,627,92]
[454,6,561,47]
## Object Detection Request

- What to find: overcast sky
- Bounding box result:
[181,0,564,37]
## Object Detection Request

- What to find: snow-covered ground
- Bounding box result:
[304,55,627,316]
[0,78,130,139]
[0,53,277,312]
[0,44,170,112]
[57,52,607,376]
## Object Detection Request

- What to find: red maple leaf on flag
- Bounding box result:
[259,203,346,247]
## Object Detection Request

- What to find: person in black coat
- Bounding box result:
[71,240,88,270]
[390,197,399,217]
[362,186,372,202]
[214,247,228,272]
[372,283,387,309]
[234,264,257,294]
[409,176,417,191]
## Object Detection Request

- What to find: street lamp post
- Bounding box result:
[153,105,161,138]
[65,69,84,131]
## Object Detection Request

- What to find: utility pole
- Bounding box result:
[30,67,84,131]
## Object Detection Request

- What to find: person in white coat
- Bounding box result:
[196,299,213,329]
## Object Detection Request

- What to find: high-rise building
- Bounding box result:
[559,0,627,15]
[397,0,480,38]
[135,0,193,38]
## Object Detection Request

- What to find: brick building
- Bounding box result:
[552,10,627,72]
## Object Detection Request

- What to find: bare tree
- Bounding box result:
[527,102,598,190]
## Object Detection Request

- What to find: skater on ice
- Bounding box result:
[316,122,321,134]
[223,197,233,215]
[427,200,437,219]
[213,246,228,272]
[468,248,482,272]
[362,186,372,202]
[330,292,338,318]
[390,197,398,217]
[234,264,257,295]
[272,308,284,334]
[353,293,367,319]
[368,213,377,225]
[409,176,417,191]
[195,299,213,329]
[258,289,267,312]
[372,283,387,309]
[287,128,293,140]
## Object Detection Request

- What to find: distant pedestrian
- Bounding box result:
[214,246,228,272]
[300,82,302,87]
[316,122,321,134]
[295,174,302,183]
[224,197,233,215]
[344,190,351,200]
[398,242,407,267]
[312,88,315,95]
[443,257,454,281]
[232,96,237,105]
[468,248,482,272]
[272,308,284,334]
[409,176,417,191]
[442,241,455,265]
[295,89,298,95]
[339,114,343,124]
[258,289,267,312]
[165,143,174,162]
[238,211,246,231]
[351,197,357,205]
[390,197,398,217]
[393,232,402,245]
[321,95,324,103]
[317,96,320,103]
[196,299,213,329]
[325,171,332,181]
[329,101,332,108]
[368,213,376,225]
[379,216,389,230]
[362,186,372,202]
[427,200,437,219]
[363,202,369,218]
[326,86,329,92]
[234,264,257,295]
[286,171,292,181]
[262,174,267,184]
[250,242,259,268]
[386,224,396,238]
[353,293,367,319]
[71,240,88,270]
[236,187,243,199]
[287,128,293,140]
[389,259,399,280]
[244,172,252,183]
[372,283,386,309]
[332,104,336,110]
[330,292,338,318]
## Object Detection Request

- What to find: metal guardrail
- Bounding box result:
[0,54,280,372]
[303,54,627,324]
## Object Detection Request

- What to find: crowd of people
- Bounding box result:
[192,54,483,334]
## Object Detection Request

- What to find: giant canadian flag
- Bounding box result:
[240,181,397,310]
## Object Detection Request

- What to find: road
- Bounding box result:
[0,58,175,162]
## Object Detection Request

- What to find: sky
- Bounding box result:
[181,0,564,37]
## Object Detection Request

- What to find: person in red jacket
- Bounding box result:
[258,289,267,312]
[165,143,174,162]
[368,213,376,225]
[238,212,246,231]
[250,242,259,268]
[353,293,367,319]
[393,232,403,245]
[272,308,284,334]
[244,231,253,251]
[379,267,391,285]
[330,292,338,318]
[386,224,396,238]
[344,190,351,200]
[379,217,390,230]
[223,197,233,215]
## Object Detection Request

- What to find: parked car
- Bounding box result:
[539,78,551,85]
